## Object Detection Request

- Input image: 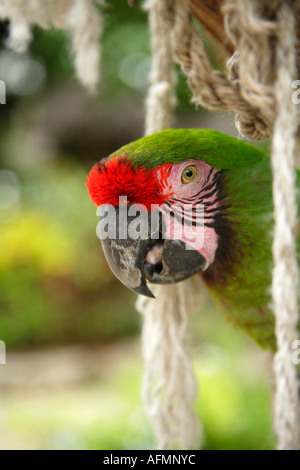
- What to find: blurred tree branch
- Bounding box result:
[190,0,234,54]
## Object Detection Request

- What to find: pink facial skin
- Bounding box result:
[155,159,219,268]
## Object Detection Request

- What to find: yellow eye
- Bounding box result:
[181,165,198,183]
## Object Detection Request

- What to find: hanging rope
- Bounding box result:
[143,0,176,134]
[137,278,205,450]
[0,0,102,92]
[270,3,300,450]
[137,0,203,450]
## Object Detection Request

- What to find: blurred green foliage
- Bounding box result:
[0,0,206,348]
[0,161,139,347]
[0,326,275,450]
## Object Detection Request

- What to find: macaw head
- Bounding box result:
[86,129,265,297]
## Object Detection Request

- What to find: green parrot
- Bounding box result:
[86,128,300,351]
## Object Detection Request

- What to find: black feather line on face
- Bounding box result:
[168,170,223,226]
[202,167,214,187]
[202,171,241,285]
[194,171,220,199]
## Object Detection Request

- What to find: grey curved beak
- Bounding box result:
[101,235,156,298]
[99,205,207,298]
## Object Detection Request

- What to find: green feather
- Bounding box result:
[110,128,266,169]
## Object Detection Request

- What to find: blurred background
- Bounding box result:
[0,0,275,450]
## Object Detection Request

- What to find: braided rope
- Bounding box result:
[143,0,176,134]
[271,2,300,450]
[137,279,204,450]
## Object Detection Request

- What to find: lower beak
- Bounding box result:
[100,205,207,298]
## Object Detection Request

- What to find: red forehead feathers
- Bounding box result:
[85,156,172,209]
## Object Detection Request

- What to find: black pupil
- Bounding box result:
[186,169,193,178]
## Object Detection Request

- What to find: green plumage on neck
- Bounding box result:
[205,156,276,349]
